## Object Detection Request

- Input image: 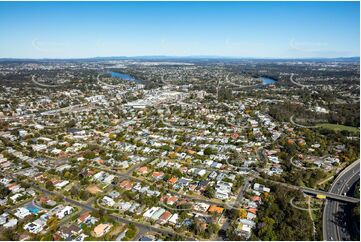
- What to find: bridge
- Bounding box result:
[301,187,359,203]
[257,175,360,204]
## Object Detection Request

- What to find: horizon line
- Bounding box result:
[0,55,360,61]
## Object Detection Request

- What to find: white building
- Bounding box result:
[14,207,31,219]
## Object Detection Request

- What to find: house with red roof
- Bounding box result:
[77,211,91,224]
[158,211,172,225]
[251,196,261,202]
[168,177,178,184]
[137,166,149,175]
[248,207,257,215]
[119,180,133,190]
[152,171,164,180]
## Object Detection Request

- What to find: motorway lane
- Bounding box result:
[336,173,360,240]
[326,173,359,241]
[289,73,309,88]
[323,160,360,241]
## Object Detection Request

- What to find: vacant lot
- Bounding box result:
[316,123,359,133]
[86,184,103,195]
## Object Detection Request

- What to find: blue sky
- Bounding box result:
[0,1,359,58]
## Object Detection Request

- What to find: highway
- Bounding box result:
[289,73,309,88]
[289,115,317,129]
[323,159,360,241]
[31,75,61,88]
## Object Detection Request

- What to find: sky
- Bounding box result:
[0,1,359,59]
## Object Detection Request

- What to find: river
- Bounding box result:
[110,71,275,86]
[110,71,143,84]
[260,77,277,85]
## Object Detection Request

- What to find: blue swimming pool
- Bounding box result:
[26,204,40,214]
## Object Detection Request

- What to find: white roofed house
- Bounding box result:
[51,148,62,155]
[93,171,105,181]
[54,180,70,189]
[10,192,25,203]
[92,171,115,185]
[253,183,270,193]
[168,213,179,225]
[208,171,218,180]
[215,189,229,200]
[14,207,32,219]
[31,144,48,152]
[143,207,160,219]
[24,217,47,234]
[128,203,140,213]
[193,202,210,212]
[51,205,74,219]
[103,174,115,184]
[247,212,257,221]
[118,201,132,212]
[3,218,17,229]
[237,223,252,239]
[56,164,72,172]
[102,196,115,207]
[0,177,10,186]
[268,156,280,164]
[151,208,166,220]
[0,213,9,225]
[215,181,233,200]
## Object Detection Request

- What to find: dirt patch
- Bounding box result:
[108,224,125,237]
[86,184,103,195]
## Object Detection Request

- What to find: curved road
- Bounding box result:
[289,73,309,88]
[31,75,61,88]
[290,115,317,129]
[323,159,360,241]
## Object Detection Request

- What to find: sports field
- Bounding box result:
[316,123,359,133]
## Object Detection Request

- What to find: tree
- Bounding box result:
[161,145,171,151]
[83,150,96,159]
[46,216,59,232]
[79,190,90,201]
[204,147,215,156]
[204,185,215,198]
[45,181,54,191]
[225,208,246,220]
[125,223,137,240]
[192,218,206,236]
[258,217,277,240]
[128,222,136,231]
[1,228,19,241]
[0,184,10,199]
[168,152,177,159]
[109,133,117,140]
[254,185,313,240]
[226,223,243,241]
[239,208,247,219]
[70,186,79,197]
[40,232,53,241]
[207,222,220,235]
